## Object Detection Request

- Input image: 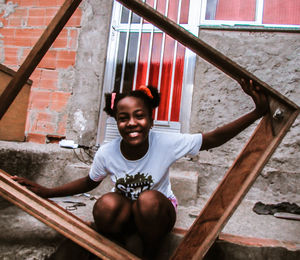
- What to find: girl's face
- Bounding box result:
[116,96,153,148]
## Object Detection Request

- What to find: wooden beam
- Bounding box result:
[0,170,140,260]
[0,0,82,119]
[171,104,299,259]
[116,0,298,111]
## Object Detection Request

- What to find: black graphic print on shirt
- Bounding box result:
[115,172,154,200]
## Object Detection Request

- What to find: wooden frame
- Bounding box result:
[0,169,139,260]
[0,0,299,259]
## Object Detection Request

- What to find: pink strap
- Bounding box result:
[111,92,116,110]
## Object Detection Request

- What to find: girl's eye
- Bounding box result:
[117,115,128,122]
[136,113,145,119]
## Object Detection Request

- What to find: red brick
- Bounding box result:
[56,50,76,68]
[45,8,59,25]
[20,0,39,7]
[8,9,28,27]
[27,8,46,27]
[15,28,44,47]
[37,50,57,69]
[32,111,56,133]
[11,8,28,16]
[57,0,66,6]
[4,47,19,65]
[57,114,67,135]
[50,92,70,112]
[35,111,52,121]
[13,0,21,4]
[52,29,68,48]
[0,28,16,46]
[39,0,61,7]
[39,69,58,90]
[8,16,24,27]
[66,9,82,27]
[29,90,52,110]
[26,133,46,143]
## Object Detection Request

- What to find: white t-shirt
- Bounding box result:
[89,131,202,200]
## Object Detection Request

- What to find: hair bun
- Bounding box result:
[147,85,160,109]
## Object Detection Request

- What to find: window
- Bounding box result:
[97,0,201,144]
[201,0,300,29]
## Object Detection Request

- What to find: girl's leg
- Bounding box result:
[92,192,133,238]
[132,190,176,258]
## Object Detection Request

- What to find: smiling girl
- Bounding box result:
[12,80,267,259]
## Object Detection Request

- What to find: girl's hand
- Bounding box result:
[11,175,51,198]
[239,78,268,117]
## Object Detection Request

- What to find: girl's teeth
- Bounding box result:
[129,132,139,137]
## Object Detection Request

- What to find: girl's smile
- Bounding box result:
[116,96,153,159]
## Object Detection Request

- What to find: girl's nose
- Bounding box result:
[127,116,137,126]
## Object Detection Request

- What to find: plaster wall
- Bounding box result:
[63,0,113,146]
[189,29,300,203]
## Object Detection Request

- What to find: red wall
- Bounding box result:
[0,0,82,143]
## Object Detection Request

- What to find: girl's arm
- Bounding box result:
[201,79,268,151]
[11,175,100,198]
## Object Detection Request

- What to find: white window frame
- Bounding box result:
[199,0,300,29]
[97,0,201,145]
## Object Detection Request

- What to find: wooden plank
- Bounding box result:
[0,169,140,260]
[171,108,299,259]
[0,64,32,141]
[116,0,298,111]
[0,0,82,119]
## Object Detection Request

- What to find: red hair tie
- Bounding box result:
[138,85,153,99]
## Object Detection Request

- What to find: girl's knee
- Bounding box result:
[92,192,132,232]
[93,192,121,217]
[134,190,176,237]
[135,190,164,216]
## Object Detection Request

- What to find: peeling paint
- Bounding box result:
[73,109,87,138]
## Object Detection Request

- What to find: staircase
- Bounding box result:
[0,140,299,259]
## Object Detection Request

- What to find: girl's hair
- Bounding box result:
[103,85,160,118]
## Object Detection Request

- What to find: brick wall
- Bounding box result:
[0,0,82,143]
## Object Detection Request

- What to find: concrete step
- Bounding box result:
[1,193,299,260]
[0,199,64,260]
[1,141,299,259]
